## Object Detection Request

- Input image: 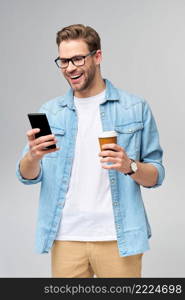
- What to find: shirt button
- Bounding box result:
[111,178,115,184]
[128,129,133,133]
[113,201,118,206]
[101,112,105,117]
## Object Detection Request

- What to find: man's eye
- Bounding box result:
[73,56,83,62]
[61,59,68,64]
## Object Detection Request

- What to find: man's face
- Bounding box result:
[58,39,100,96]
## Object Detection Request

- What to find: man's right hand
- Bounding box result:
[27,128,60,161]
[19,128,60,180]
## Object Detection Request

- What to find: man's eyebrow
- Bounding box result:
[60,54,84,59]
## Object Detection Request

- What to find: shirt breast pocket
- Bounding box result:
[115,122,144,156]
[44,127,65,158]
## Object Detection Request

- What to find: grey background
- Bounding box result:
[0,0,184,277]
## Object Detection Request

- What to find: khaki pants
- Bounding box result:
[51,240,143,278]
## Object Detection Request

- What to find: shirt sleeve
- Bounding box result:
[140,101,165,188]
[16,131,43,185]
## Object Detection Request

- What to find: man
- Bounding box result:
[16,24,165,278]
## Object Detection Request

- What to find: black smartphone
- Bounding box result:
[27,113,56,149]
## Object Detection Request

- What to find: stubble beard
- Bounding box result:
[66,65,96,93]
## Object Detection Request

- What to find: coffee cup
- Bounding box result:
[98,131,117,151]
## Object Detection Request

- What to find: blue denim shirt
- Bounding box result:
[16,79,165,256]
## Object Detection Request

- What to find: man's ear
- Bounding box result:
[94,49,102,65]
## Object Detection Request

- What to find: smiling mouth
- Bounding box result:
[69,73,83,82]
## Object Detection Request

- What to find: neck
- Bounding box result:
[74,74,106,98]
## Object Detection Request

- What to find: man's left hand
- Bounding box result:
[98,143,132,174]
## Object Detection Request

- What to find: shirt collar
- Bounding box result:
[59,79,120,110]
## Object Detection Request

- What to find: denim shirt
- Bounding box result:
[16,79,165,256]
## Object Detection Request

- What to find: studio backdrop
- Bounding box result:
[0,0,184,277]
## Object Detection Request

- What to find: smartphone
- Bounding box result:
[27,113,56,149]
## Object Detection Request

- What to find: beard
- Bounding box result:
[65,63,97,93]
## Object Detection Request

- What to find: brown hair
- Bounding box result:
[56,24,101,51]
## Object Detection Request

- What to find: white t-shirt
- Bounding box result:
[56,90,117,241]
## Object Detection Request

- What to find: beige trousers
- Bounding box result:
[51,240,143,278]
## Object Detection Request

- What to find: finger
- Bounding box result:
[102,163,119,169]
[35,134,55,145]
[99,150,118,157]
[35,139,58,150]
[99,149,125,158]
[27,128,40,141]
[39,147,60,154]
[102,143,123,151]
[100,157,121,163]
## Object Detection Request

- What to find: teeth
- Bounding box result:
[71,74,81,79]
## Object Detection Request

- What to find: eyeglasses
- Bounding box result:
[55,50,97,69]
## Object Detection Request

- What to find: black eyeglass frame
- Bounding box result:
[54,50,97,69]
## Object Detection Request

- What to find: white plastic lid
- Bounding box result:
[98,131,117,138]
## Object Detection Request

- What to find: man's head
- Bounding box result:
[55,24,104,97]
[56,24,101,53]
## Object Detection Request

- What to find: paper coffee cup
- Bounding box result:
[98,131,117,151]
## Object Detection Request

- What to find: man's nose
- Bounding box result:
[66,60,77,73]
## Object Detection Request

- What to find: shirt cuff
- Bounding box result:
[16,160,43,185]
[142,161,165,189]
